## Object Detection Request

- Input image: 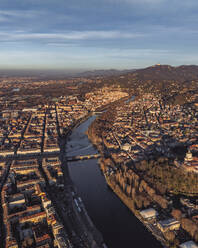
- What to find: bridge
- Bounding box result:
[66,153,101,162]
[0,151,101,163]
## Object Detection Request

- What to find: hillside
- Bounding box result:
[96,64,198,105]
[134,64,198,82]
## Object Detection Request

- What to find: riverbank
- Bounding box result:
[67,114,164,248]
[63,95,169,247]
[57,116,107,247]
[103,173,167,247]
[87,121,170,247]
[62,95,130,144]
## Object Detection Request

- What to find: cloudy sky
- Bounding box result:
[0,0,198,70]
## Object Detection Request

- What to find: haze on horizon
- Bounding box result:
[0,0,198,70]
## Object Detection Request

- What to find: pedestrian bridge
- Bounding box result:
[66,153,101,162]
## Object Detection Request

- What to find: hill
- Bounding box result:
[76,69,136,78]
[97,64,198,105]
[134,64,198,82]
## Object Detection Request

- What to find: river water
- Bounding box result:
[66,116,163,248]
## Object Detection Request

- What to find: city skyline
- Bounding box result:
[1,0,198,70]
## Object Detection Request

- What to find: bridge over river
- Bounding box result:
[0,152,101,162]
[66,153,101,162]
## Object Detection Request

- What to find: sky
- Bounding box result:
[0,0,198,70]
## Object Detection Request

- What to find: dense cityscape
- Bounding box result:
[0,76,128,248]
[1,0,198,246]
[0,64,197,248]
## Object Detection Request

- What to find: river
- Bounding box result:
[66,115,163,248]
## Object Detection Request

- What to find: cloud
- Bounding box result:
[0,30,145,42]
[0,16,8,22]
[0,10,43,18]
[47,43,77,47]
[0,0,198,69]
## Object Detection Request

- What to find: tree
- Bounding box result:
[171,209,182,221]
[164,230,175,242]
[181,218,198,238]
[194,231,198,243]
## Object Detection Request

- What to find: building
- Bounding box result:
[140,208,158,220]
[54,235,69,248]
[157,218,180,232]
[179,241,198,248]
[185,149,193,163]
[122,143,131,152]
